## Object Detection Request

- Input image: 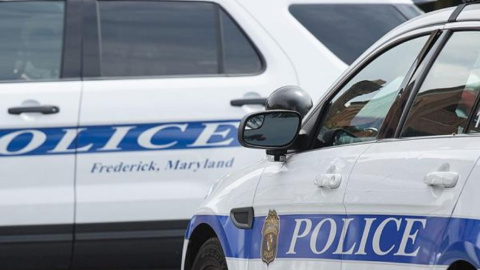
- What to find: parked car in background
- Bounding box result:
[183,3,480,270]
[0,0,419,269]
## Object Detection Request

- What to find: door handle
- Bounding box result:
[314,174,342,189]
[8,105,60,115]
[230,98,267,107]
[424,171,458,188]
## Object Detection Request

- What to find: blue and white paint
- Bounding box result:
[0,120,240,156]
[186,214,480,268]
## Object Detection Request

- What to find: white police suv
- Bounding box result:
[183,2,480,270]
[0,0,418,269]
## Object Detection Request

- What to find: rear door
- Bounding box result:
[73,0,297,269]
[344,30,480,270]
[0,1,81,269]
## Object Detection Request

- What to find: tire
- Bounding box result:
[191,238,228,270]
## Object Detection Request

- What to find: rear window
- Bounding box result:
[290,4,418,65]
[97,1,263,78]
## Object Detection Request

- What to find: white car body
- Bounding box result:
[183,4,480,270]
[0,0,418,269]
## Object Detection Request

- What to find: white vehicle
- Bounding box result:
[0,0,418,269]
[183,2,480,270]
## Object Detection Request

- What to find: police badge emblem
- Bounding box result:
[261,210,280,265]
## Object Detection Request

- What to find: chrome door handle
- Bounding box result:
[314,174,342,189]
[424,171,458,188]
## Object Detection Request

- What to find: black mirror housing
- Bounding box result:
[265,85,313,118]
[238,110,301,151]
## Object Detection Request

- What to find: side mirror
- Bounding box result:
[238,110,301,151]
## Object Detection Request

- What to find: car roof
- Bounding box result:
[368,3,480,55]
[380,7,454,43]
[457,4,480,22]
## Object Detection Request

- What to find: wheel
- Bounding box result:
[192,238,228,270]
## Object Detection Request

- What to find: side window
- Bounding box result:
[290,4,415,65]
[97,1,262,78]
[0,2,64,82]
[316,36,429,147]
[220,11,263,74]
[402,32,480,137]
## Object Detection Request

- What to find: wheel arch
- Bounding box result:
[446,260,477,270]
[437,240,480,270]
[184,219,232,270]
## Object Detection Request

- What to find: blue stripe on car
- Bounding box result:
[186,214,480,267]
[0,119,240,156]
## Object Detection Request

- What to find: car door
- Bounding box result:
[344,30,480,270]
[248,34,431,270]
[0,1,81,269]
[72,0,297,269]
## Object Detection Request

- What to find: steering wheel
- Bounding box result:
[321,128,359,146]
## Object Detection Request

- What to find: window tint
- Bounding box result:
[316,36,428,147]
[98,2,262,78]
[402,32,480,137]
[0,2,64,81]
[290,4,412,65]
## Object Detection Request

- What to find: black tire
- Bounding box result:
[191,238,228,270]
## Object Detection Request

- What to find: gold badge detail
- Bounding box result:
[261,210,280,265]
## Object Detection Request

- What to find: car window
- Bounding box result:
[97,1,262,78]
[290,4,414,65]
[402,32,480,137]
[315,36,429,148]
[0,2,64,82]
[220,11,263,74]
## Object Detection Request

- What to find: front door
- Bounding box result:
[248,33,431,270]
[248,145,368,270]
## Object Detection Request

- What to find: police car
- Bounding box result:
[0,0,418,269]
[183,2,480,270]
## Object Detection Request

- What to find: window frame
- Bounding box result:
[81,0,266,80]
[299,26,443,152]
[0,0,81,84]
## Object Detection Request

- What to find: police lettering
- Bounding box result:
[287,217,426,257]
[0,130,46,155]
[0,121,240,156]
